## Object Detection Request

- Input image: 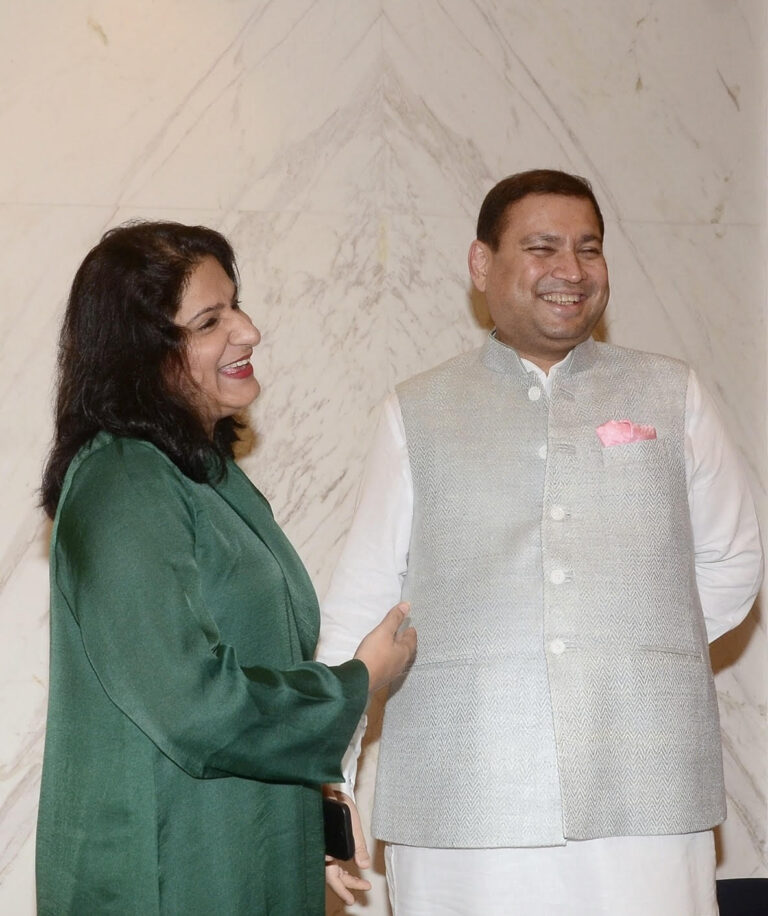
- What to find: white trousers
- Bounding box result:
[384,831,718,916]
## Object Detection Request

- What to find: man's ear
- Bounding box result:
[468,240,490,292]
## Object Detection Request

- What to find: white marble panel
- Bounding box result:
[124,0,384,214]
[606,222,767,501]
[0,542,48,914]
[1,1,256,206]
[1,0,382,213]
[382,0,766,225]
[0,207,113,575]
[715,619,768,877]
[0,0,765,912]
[384,213,489,378]
[227,208,390,592]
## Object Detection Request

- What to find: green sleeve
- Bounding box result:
[54,439,368,784]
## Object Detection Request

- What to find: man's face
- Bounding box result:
[469,193,609,371]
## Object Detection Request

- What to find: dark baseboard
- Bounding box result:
[716,878,768,916]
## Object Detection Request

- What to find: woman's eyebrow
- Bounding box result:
[185,303,224,325]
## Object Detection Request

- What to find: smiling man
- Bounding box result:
[468,191,609,368]
[318,170,763,915]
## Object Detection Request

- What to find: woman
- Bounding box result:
[36,221,415,915]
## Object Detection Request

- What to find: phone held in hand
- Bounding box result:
[323,797,355,861]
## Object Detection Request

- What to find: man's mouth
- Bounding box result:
[540,293,584,305]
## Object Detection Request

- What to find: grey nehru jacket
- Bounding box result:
[371,334,724,848]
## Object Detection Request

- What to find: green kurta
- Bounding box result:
[36,433,369,915]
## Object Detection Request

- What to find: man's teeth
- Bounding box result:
[541,294,581,305]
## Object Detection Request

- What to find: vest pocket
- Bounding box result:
[600,437,665,465]
[638,643,703,659]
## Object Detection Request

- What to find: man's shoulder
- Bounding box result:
[591,341,690,377]
[396,346,483,397]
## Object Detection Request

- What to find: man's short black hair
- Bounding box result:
[476,169,604,250]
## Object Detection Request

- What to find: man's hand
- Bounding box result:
[324,791,372,904]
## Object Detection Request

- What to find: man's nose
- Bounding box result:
[551,249,585,283]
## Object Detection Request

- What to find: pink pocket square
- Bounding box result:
[596,419,657,447]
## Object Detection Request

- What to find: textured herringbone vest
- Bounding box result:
[371,335,725,847]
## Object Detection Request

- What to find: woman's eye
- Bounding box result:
[199,317,218,330]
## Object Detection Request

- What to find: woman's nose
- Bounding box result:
[231,309,261,346]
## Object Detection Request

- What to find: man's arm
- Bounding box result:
[319,396,413,894]
[317,393,413,795]
[685,369,763,642]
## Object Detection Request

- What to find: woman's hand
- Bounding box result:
[354,602,416,693]
[324,791,372,904]
[325,856,371,905]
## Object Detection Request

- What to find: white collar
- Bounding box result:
[519,351,573,395]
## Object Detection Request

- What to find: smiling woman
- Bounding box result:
[40,222,249,501]
[176,254,262,433]
[35,221,416,916]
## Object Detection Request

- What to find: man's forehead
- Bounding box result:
[502,193,602,237]
[517,231,602,246]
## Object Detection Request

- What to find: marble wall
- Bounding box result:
[0,1,765,913]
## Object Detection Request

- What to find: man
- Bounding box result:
[319,170,763,915]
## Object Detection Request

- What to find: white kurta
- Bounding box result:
[318,357,763,916]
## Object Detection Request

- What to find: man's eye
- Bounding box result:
[527,246,553,254]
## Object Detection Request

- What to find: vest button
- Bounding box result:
[528,386,542,401]
[549,639,566,655]
[550,568,566,585]
[538,444,548,459]
[550,505,566,521]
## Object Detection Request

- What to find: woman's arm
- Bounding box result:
[54,437,369,785]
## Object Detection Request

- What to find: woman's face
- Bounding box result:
[175,256,261,432]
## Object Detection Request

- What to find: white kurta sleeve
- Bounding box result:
[684,369,763,642]
[317,394,413,793]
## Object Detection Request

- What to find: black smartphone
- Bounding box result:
[323,797,355,861]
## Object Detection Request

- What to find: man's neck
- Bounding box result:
[490,333,574,376]
[490,330,578,375]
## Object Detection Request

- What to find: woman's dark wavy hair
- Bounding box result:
[41,220,242,518]
[477,169,604,250]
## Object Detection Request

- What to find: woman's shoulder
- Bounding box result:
[59,433,192,517]
[69,432,182,479]
[52,435,203,576]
